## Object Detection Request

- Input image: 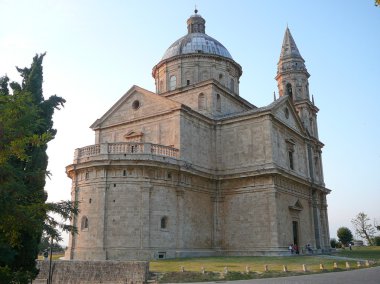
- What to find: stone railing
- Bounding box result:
[74,142,179,161]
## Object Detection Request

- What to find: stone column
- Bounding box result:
[176,188,185,249]
[66,173,79,260]
[140,186,152,249]
[211,192,224,250]
[312,190,322,249]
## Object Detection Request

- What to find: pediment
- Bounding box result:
[91,85,182,129]
[271,97,305,135]
[289,199,303,211]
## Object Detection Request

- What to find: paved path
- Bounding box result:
[183,266,380,284]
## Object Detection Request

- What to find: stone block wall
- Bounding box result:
[33,260,149,284]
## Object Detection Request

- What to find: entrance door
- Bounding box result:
[292,221,299,245]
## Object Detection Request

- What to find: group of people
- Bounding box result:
[288,243,313,254]
[288,244,299,254]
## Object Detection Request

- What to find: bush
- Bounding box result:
[337,227,353,245]
[373,236,380,246]
[330,238,337,248]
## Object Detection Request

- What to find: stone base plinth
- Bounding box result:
[33,260,149,284]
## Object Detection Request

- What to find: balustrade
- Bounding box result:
[76,142,179,159]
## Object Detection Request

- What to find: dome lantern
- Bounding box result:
[187,10,206,34]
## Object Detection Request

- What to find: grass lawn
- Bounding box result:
[150,247,380,282]
[335,245,380,261]
[37,253,64,260]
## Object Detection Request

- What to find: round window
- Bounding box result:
[284,107,289,119]
[132,100,140,110]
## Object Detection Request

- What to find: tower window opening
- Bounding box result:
[123,170,126,176]
[187,79,190,86]
[286,83,293,98]
[230,78,234,92]
[89,198,92,204]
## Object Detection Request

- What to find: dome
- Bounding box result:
[161,11,233,61]
[162,33,232,60]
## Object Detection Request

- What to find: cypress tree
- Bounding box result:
[0,54,73,282]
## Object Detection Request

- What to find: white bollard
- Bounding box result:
[283,265,288,272]
[346,262,350,269]
[302,264,307,272]
[320,263,324,270]
[264,264,269,272]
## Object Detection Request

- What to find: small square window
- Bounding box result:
[158,252,166,259]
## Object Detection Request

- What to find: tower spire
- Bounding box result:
[280,27,303,60]
[275,26,319,139]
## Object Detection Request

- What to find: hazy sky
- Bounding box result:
[1,0,379,244]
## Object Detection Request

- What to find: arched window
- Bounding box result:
[216,94,221,112]
[169,75,176,91]
[286,83,293,98]
[230,78,234,93]
[198,93,206,110]
[160,216,168,229]
[81,216,89,231]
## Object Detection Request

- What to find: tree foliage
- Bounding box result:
[337,227,353,246]
[351,212,376,246]
[0,54,77,283]
[376,0,380,7]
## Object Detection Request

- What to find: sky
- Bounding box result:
[1,0,379,245]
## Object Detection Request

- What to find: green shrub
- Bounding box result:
[373,236,380,246]
[330,238,337,248]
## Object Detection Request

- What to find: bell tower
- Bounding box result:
[275,27,319,139]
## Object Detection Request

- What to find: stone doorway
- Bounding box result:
[292,221,299,245]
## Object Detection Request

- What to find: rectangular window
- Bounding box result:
[289,151,294,170]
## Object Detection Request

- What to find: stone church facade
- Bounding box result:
[65,11,331,261]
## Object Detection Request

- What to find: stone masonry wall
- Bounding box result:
[33,260,149,284]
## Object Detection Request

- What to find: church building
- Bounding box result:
[65,10,331,260]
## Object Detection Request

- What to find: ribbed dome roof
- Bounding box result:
[161,11,233,61]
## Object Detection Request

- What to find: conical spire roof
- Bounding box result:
[279,27,303,60]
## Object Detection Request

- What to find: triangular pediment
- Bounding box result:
[91,85,182,129]
[289,199,303,211]
[271,96,305,135]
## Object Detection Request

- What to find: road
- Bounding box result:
[183,266,380,284]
